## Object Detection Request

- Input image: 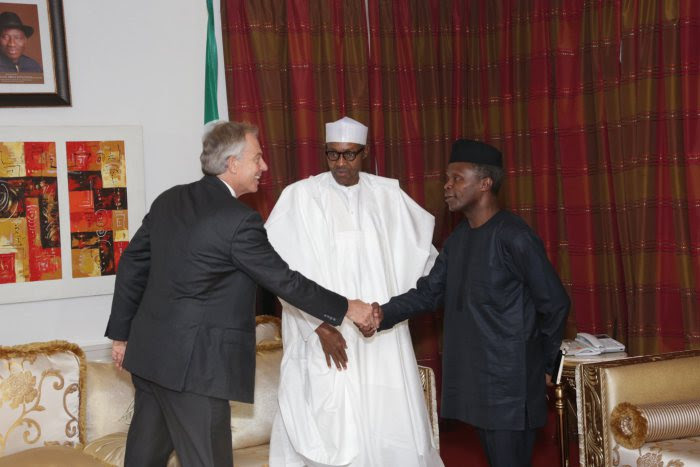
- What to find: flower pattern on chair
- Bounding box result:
[613,437,700,467]
[0,369,39,409]
[0,341,85,457]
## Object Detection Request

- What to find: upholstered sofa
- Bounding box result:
[0,316,438,466]
[576,349,700,467]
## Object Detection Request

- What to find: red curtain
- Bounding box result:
[615,0,700,352]
[223,0,370,216]
[223,0,700,359]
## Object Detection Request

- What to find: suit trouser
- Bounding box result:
[476,427,538,467]
[125,374,233,467]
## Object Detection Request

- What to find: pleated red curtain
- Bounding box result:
[614,0,700,353]
[223,0,369,216]
[223,0,700,358]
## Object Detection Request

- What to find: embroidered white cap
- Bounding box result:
[325,117,368,145]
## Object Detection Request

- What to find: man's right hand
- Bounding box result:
[315,323,348,370]
[111,340,127,370]
[356,302,384,337]
[346,299,377,329]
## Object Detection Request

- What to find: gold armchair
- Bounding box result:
[576,350,700,466]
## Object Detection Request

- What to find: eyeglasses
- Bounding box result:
[325,148,364,162]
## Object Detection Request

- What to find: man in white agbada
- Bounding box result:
[266,117,444,467]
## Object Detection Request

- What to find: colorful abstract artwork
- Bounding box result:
[0,141,62,284]
[66,140,129,278]
[0,125,144,304]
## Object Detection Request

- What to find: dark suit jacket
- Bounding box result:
[105,176,346,402]
[0,53,42,72]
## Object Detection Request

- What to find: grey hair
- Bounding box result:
[200,121,259,176]
[473,163,504,194]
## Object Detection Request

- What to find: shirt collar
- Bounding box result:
[327,172,362,192]
[217,177,237,198]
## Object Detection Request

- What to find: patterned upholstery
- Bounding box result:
[0,318,440,467]
[0,341,85,457]
[612,437,700,466]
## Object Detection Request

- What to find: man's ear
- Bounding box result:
[481,176,493,192]
[226,155,238,174]
[358,146,369,162]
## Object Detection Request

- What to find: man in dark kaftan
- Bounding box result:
[375,139,570,467]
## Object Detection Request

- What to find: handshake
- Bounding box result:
[315,299,385,370]
[346,299,383,337]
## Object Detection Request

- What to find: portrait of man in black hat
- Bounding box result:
[0,8,43,77]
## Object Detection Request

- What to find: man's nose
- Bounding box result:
[336,155,348,166]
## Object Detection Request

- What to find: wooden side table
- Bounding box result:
[554,348,627,467]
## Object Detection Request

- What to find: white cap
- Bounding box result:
[325,117,368,145]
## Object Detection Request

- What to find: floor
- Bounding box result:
[438,406,579,466]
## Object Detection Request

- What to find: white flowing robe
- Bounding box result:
[265,172,443,467]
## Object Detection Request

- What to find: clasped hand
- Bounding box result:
[356,302,383,337]
[345,299,383,337]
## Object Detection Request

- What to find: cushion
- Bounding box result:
[82,432,178,467]
[0,445,106,467]
[230,344,282,449]
[611,399,700,449]
[84,362,135,441]
[234,443,271,467]
[0,341,86,457]
[168,441,271,467]
[82,432,127,466]
[255,314,282,345]
[231,316,282,449]
[81,315,283,464]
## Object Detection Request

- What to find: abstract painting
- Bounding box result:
[66,140,129,278]
[0,140,62,283]
[0,125,144,304]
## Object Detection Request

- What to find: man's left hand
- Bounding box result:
[316,323,348,370]
[545,373,553,387]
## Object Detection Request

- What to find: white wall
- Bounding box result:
[0,1,229,347]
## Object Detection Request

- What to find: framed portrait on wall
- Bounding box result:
[0,0,69,107]
[0,126,145,304]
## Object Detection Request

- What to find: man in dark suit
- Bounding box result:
[373,140,570,467]
[105,121,376,467]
